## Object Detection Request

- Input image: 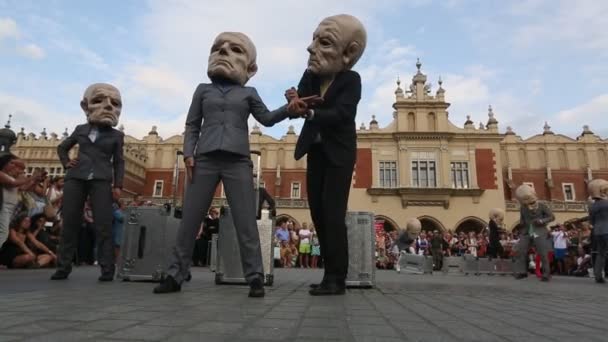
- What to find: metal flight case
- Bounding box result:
[117,151,184,282]
[345,211,376,288]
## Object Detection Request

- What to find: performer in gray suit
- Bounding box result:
[588,179,608,283]
[51,83,125,281]
[154,32,314,297]
[513,184,555,281]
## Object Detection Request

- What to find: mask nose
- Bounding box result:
[219,42,229,56]
[103,97,113,110]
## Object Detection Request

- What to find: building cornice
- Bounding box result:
[367,187,485,209]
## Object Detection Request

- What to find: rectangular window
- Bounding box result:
[291,182,301,199]
[411,152,437,188]
[562,183,575,201]
[450,162,470,189]
[379,161,398,188]
[153,180,164,197]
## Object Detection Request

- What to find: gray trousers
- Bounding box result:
[594,234,608,280]
[56,179,114,274]
[167,153,263,284]
[515,229,552,277]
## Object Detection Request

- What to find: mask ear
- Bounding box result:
[246,62,258,83]
[80,99,88,113]
[342,42,362,69]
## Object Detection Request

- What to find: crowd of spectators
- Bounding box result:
[273,217,321,268]
[375,222,607,278]
[0,152,127,270]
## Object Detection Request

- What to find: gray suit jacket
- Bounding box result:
[57,123,125,188]
[519,201,555,236]
[590,199,608,236]
[183,83,289,158]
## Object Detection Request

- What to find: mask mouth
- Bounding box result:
[214,59,233,68]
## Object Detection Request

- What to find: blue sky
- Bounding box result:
[1,0,607,140]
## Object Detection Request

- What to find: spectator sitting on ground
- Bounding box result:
[29,213,58,253]
[0,214,55,268]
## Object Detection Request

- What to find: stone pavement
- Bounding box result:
[0,266,606,342]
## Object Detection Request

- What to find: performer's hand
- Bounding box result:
[66,158,79,169]
[287,98,308,117]
[112,187,121,201]
[185,157,194,184]
[533,219,544,226]
[285,87,298,103]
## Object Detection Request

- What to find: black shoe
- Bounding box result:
[98,273,114,282]
[309,282,345,296]
[50,271,69,280]
[248,278,265,298]
[596,278,606,284]
[540,276,550,282]
[153,276,181,294]
[514,273,528,280]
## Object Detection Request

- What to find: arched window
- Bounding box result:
[427,113,437,131]
[577,148,587,169]
[518,148,528,169]
[538,148,546,168]
[407,113,416,131]
[599,149,607,169]
[558,148,568,169]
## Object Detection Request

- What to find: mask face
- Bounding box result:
[307,19,347,77]
[83,84,122,127]
[522,195,539,210]
[493,213,504,226]
[207,32,257,86]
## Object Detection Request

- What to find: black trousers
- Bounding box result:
[306,144,354,283]
[192,237,210,266]
[56,179,114,274]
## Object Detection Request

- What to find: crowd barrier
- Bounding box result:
[398,254,516,276]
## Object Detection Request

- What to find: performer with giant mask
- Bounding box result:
[51,83,125,281]
[154,32,308,297]
[513,184,555,281]
[588,179,608,283]
[487,208,505,259]
[285,14,367,295]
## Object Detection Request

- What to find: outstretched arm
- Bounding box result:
[249,88,290,127]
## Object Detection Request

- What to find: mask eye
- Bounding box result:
[231,46,244,54]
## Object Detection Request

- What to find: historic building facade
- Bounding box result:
[9,62,606,232]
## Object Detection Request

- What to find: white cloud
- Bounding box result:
[511,1,608,54]
[0,17,18,40]
[17,43,45,59]
[51,39,108,70]
[0,92,77,135]
[557,94,608,126]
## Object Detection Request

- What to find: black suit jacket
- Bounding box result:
[57,123,125,188]
[294,70,361,167]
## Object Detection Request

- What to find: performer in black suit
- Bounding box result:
[287,14,367,296]
[51,83,124,282]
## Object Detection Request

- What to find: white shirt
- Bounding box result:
[299,229,311,244]
[552,231,568,249]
